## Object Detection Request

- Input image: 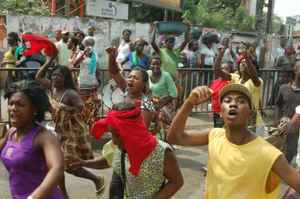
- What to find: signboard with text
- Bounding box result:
[132,0,183,11]
[86,0,128,20]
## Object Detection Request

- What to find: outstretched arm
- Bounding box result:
[272,155,300,194]
[167,86,212,146]
[106,47,127,92]
[29,131,64,199]
[178,25,191,52]
[151,22,160,55]
[152,148,184,199]
[214,47,231,80]
[69,156,110,170]
[35,56,54,89]
[245,52,261,87]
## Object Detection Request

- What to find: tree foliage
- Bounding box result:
[183,0,255,32]
[0,0,50,16]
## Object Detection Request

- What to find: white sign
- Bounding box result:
[86,0,128,20]
[132,0,182,11]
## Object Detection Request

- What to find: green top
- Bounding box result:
[148,70,177,98]
[159,48,180,78]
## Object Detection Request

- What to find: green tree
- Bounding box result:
[183,0,255,32]
[0,0,50,16]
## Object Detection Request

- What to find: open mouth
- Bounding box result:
[228,109,238,117]
[127,82,133,88]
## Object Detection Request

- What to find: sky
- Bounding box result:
[274,0,300,20]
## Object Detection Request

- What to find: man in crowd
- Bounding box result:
[151,23,190,79]
[116,29,133,71]
[215,47,264,134]
[55,30,70,66]
[275,62,300,162]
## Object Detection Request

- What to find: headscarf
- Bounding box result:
[91,103,157,176]
[21,34,58,57]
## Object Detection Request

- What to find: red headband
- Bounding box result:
[91,105,157,176]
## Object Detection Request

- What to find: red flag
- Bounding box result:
[21,34,58,57]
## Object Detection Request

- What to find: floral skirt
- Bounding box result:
[79,87,101,130]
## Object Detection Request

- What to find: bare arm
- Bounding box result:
[214,48,231,80]
[196,54,202,68]
[167,86,212,146]
[142,110,155,129]
[199,54,205,68]
[29,130,64,199]
[245,53,261,87]
[106,47,127,92]
[35,56,54,89]
[274,87,283,125]
[178,25,190,52]
[69,156,110,170]
[150,23,160,55]
[73,49,90,67]
[152,148,183,199]
[286,112,300,134]
[272,155,300,193]
[0,126,8,152]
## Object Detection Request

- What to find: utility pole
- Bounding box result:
[266,0,274,34]
[164,9,168,21]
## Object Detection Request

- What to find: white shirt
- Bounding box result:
[200,45,215,66]
[56,40,70,66]
[116,40,131,70]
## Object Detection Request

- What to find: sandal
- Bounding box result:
[95,176,105,198]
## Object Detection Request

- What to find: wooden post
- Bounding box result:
[51,0,56,16]
[80,0,85,17]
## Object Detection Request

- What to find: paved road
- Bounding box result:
[0,116,211,199]
[0,115,287,199]
[0,145,208,199]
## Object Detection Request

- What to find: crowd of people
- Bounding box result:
[0,23,299,199]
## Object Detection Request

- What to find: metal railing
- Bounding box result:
[0,67,292,123]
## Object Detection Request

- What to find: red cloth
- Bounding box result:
[21,34,58,57]
[210,79,230,113]
[91,106,157,176]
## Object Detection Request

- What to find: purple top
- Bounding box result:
[0,126,63,199]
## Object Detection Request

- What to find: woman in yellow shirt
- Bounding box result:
[167,83,300,199]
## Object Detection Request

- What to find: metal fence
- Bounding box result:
[0,67,291,123]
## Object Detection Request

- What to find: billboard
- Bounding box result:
[86,0,129,20]
[132,0,183,11]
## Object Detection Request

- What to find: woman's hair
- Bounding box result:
[75,31,85,39]
[5,81,51,122]
[69,36,79,46]
[52,65,76,90]
[8,32,20,42]
[122,29,132,36]
[131,67,149,94]
[150,55,161,64]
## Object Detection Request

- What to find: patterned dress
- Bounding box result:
[112,140,170,199]
[50,90,93,167]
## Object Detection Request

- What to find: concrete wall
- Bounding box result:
[4,15,150,67]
